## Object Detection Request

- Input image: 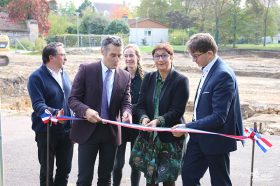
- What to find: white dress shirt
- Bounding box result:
[193,55,218,121]
[47,67,63,91]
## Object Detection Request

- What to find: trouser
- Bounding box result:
[181,137,231,186]
[77,125,118,186]
[36,132,73,186]
[113,140,141,186]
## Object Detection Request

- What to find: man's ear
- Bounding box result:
[49,55,55,61]
[101,47,105,56]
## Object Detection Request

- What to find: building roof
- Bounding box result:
[0,12,28,32]
[128,18,168,29]
[93,2,123,16]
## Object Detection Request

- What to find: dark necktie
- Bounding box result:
[101,69,112,119]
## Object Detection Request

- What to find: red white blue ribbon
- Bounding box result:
[245,128,272,153]
[40,112,272,153]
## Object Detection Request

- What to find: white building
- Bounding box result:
[128,18,168,46]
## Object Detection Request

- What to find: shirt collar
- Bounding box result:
[202,55,218,74]
[101,60,115,74]
[47,66,62,76]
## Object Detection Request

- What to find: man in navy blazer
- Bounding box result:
[173,33,243,186]
[69,36,132,186]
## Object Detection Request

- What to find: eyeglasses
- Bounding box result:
[56,53,66,57]
[189,52,206,60]
[153,54,170,61]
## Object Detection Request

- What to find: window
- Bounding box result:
[144,30,151,36]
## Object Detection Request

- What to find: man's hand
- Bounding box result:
[57,109,65,124]
[122,111,132,123]
[171,124,188,137]
[85,108,102,123]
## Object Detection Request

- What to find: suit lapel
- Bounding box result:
[197,58,220,104]
[96,61,103,105]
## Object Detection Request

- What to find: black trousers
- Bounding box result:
[77,125,118,186]
[35,131,73,186]
[181,137,232,186]
[112,140,141,186]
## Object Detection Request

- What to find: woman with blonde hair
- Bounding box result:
[113,44,144,186]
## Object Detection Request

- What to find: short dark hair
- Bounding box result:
[152,42,174,56]
[101,36,123,50]
[187,33,218,54]
[42,42,64,64]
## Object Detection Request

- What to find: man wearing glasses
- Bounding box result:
[173,33,243,186]
[27,42,73,186]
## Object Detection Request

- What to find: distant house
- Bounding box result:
[272,33,280,44]
[0,11,38,45]
[128,18,169,46]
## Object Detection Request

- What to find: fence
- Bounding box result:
[47,34,129,48]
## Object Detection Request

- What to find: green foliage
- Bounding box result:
[48,12,72,35]
[34,37,46,52]
[0,0,11,7]
[103,20,129,35]
[59,0,77,16]
[169,29,188,45]
[78,0,95,14]
[80,13,109,34]
[137,0,170,24]
[18,38,34,51]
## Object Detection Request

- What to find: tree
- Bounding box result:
[166,11,194,29]
[261,0,277,46]
[77,0,94,15]
[103,20,129,35]
[0,0,11,7]
[7,0,50,36]
[79,13,109,34]
[59,0,77,16]
[210,0,232,44]
[137,0,170,24]
[48,11,72,35]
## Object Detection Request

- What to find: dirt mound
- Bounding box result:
[1,52,279,135]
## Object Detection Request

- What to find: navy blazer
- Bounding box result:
[187,58,244,155]
[27,64,72,133]
[136,68,189,143]
[68,61,131,145]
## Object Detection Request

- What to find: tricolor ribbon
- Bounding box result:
[40,112,272,153]
[245,128,272,153]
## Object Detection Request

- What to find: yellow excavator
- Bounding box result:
[0,34,9,66]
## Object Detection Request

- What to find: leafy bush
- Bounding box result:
[103,20,129,35]
[169,29,188,45]
[17,38,34,51]
[34,37,47,52]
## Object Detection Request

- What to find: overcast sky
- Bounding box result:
[57,0,140,8]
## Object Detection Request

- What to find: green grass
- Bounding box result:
[233,43,280,50]
[139,45,186,53]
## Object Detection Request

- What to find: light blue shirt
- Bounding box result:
[101,61,115,105]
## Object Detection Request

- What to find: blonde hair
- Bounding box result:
[124,44,144,79]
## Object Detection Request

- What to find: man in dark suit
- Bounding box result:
[173,33,244,186]
[69,36,132,186]
[28,42,73,186]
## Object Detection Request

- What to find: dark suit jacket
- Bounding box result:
[187,58,244,155]
[136,68,189,143]
[68,61,131,145]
